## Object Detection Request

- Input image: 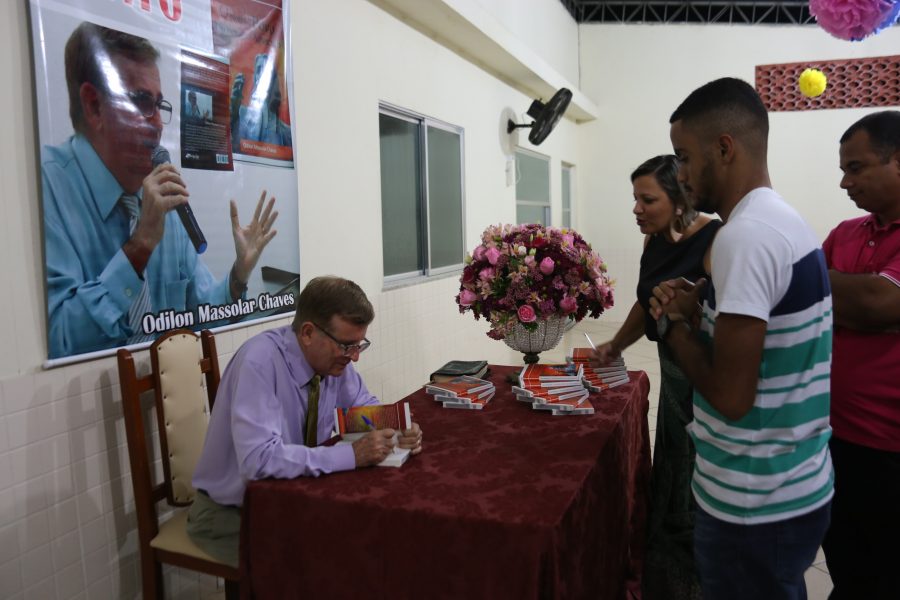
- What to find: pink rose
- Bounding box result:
[459,289,477,306]
[473,245,486,261]
[479,267,495,281]
[539,257,555,275]
[485,247,501,265]
[517,304,537,323]
[560,296,578,314]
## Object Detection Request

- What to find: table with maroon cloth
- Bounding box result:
[240,366,651,600]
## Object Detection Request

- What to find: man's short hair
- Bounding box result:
[669,77,769,154]
[292,276,374,331]
[65,22,160,134]
[840,110,900,162]
[631,154,698,232]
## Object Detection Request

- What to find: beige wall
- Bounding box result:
[0,0,582,597]
[4,1,898,596]
[577,23,900,322]
[476,0,581,84]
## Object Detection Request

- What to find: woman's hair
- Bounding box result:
[630,154,697,233]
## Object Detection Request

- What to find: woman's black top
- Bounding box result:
[637,220,723,342]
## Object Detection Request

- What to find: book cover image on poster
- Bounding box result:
[180,50,233,171]
[211,0,294,167]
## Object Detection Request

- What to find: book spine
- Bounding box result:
[402,401,412,429]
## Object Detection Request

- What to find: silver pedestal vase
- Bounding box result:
[502,314,572,365]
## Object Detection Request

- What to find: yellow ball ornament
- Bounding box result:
[799,68,827,98]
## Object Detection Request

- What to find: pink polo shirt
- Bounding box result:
[823,215,900,452]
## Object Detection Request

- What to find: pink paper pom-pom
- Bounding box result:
[810,0,899,41]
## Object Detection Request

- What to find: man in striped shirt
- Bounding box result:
[650,77,833,599]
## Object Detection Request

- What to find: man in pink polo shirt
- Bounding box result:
[822,111,900,599]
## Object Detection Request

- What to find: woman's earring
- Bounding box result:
[676,208,683,216]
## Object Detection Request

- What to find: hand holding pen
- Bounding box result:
[585,331,622,368]
[351,420,396,467]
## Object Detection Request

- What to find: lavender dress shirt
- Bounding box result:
[193,325,378,506]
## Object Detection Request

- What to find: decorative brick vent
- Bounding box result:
[756,55,900,112]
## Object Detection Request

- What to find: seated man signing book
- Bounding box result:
[188,276,423,567]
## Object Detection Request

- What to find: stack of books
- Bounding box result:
[568,347,630,392]
[424,375,496,410]
[513,363,594,415]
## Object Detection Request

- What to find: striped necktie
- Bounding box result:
[304,375,321,447]
[120,194,153,344]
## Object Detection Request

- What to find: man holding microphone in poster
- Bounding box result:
[41,22,279,358]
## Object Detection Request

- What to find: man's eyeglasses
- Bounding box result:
[127,91,173,124]
[312,322,371,357]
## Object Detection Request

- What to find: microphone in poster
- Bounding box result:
[151,145,208,254]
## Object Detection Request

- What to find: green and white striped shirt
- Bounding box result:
[690,188,833,525]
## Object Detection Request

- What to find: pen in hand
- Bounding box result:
[362,414,397,455]
[583,332,597,351]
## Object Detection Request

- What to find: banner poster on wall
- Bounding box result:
[29,0,301,365]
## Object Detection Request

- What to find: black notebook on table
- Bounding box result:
[430,360,489,382]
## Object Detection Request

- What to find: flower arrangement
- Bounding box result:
[456,223,614,340]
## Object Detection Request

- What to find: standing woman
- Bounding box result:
[593,155,721,599]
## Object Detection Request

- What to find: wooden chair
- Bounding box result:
[117,329,240,599]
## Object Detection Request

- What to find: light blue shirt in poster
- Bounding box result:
[41,134,230,358]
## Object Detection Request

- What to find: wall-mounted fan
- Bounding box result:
[507,88,573,145]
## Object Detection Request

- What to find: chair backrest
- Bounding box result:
[118,329,221,546]
[151,330,219,505]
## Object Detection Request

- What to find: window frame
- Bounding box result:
[561,162,575,228]
[379,102,466,287]
[515,147,551,226]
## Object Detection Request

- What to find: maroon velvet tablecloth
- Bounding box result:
[240,366,650,600]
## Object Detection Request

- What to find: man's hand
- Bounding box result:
[397,422,423,455]
[230,190,278,290]
[352,429,396,467]
[650,277,707,324]
[589,341,621,368]
[123,164,189,274]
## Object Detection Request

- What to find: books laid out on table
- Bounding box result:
[333,402,413,467]
[514,364,594,416]
[567,347,629,393]
[429,360,489,382]
[425,375,493,398]
[519,363,584,386]
[424,375,496,409]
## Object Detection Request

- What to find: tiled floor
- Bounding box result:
[573,320,833,598]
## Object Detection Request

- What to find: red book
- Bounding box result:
[568,347,625,366]
[441,390,495,409]
[513,383,585,397]
[424,376,494,398]
[333,402,411,435]
[584,372,629,385]
[533,390,590,411]
[519,363,583,386]
[585,379,628,392]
